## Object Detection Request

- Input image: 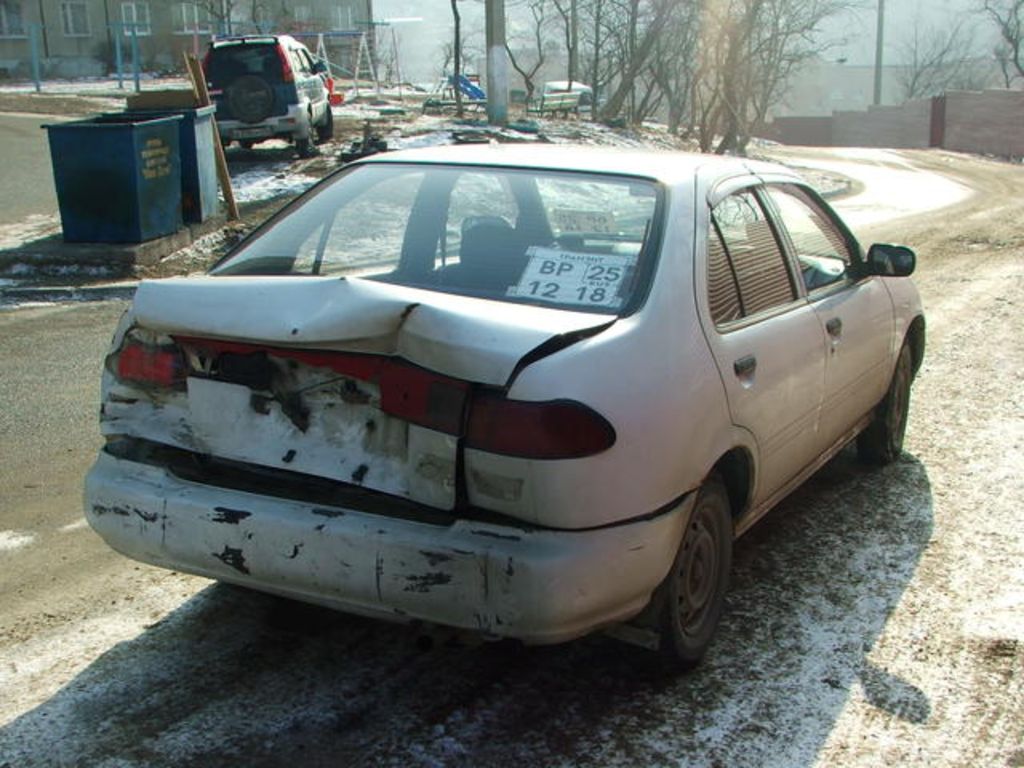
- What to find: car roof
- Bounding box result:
[359,144,801,187]
[212,34,301,47]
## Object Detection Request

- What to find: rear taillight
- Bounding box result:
[116,339,185,389]
[466,391,615,460]
[276,45,294,83]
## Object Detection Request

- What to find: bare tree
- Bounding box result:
[597,0,678,122]
[505,0,551,102]
[551,0,580,85]
[691,0,853,154]
[451,0,464,116]
[646,1,702,133]
[896,18,977,100]
[982,0,1024,83]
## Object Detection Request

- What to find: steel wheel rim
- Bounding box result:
[677,512,719,635]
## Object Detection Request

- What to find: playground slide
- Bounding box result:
[450,74,486,101]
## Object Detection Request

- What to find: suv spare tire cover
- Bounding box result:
[227,75,275,124]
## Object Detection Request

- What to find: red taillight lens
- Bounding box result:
[116,342,185,388]
[276,45,294,83]
[466,391,615,460]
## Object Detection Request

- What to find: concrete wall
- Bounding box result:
[943,89,1024,158]
[832,100,932,149]
[762,89,1024,159]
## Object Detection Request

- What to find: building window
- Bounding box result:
[0,0,26,37]
[61,1,90,37]
[174,2,211,34]
[121,1,150,36]
[333,6,353,30]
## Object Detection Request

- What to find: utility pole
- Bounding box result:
[485,0,508,126]
[873,0,885,105]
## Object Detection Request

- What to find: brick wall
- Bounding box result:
[943,90,1024,158]
[760,89,1024,159]
[832,100,932,148]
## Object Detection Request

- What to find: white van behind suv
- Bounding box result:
[204,35,334,157]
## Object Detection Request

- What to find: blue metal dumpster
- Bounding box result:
[44,114,183,243]
[117,106,219,223]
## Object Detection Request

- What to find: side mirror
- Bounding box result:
[865,243,916,277]
[311,59,328,75]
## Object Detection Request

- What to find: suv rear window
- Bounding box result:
[207,41,283,84]
[213,163,663,315]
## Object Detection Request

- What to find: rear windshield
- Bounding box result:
[213,163,663,315]
[207,42,283,84]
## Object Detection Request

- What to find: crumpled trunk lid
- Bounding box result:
[106,275,610,511]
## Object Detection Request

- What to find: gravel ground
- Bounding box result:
[0,147,1021,767]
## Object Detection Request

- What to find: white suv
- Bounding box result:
[204,35,333,157]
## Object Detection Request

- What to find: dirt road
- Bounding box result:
[0,148,1021,767]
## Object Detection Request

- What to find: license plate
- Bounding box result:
[234,128,268,139]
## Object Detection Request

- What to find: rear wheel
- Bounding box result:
[857,343,913,465]
[315,106,334,143]
[657,478,732,668]
[295,137,316,158]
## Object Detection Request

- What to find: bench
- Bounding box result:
[526,90,582,118]
[422,97,487,114]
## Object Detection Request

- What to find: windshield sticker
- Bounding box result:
[551,209,617,234]
[507,246,634,308]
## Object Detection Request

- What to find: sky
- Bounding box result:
[373,0,998,82]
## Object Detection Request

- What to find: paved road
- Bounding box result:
[0,114,65,226]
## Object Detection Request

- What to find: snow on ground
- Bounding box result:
[775,148,972,228]
[230,163,320,204]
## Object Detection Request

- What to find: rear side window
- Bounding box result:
[214,163,662,316]
[709,190,795,321]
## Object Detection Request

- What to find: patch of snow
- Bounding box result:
[0,530,37,553]
[230,164,319,203]
[58,520,89,534]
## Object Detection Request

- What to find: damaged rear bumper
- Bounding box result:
[84,449,690,644]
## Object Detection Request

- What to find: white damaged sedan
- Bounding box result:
[85,145,924,666]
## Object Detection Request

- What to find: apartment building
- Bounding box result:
[0,0,374,78]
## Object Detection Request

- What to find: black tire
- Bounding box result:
[857,343,913,465]
[657,478,733,668]
[226,75,274,124]
[295,137,316,158]
[315,106,334,143]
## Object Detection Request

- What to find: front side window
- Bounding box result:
[709,190,796,318]
[121,2,150,35]
[61,1,90,36]
[0,0,25,37]
[766,184,853,292]
[214,163,662,315]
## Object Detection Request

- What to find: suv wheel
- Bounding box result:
[226,75,275,124]
[316,107,334,143]
[295,138,317,158]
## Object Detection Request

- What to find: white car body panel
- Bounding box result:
[84,145,925,645]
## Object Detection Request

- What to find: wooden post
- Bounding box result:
[183,53,239,221]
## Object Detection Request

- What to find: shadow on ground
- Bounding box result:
[0,449,933,767]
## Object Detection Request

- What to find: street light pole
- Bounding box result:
[485,0,508,126]
[873,0,885,105]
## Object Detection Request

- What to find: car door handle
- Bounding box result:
[734,355,757,378]
[826,317,843,338]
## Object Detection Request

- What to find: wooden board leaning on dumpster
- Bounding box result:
[183,53,239,221]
